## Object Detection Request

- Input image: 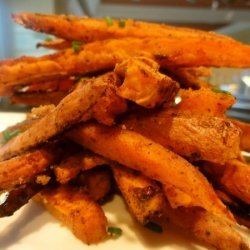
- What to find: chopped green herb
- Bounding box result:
[244,155,250,163]
[144,222,163,233]
[108,226,122,237]
[118,19,126,28]
[44,36,52,42]
[212,87,231,96]
[72,41,82,54]
[105,16,113,26]
[0,129,21,145]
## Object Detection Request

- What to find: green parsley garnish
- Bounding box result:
[0,129,21,145]
[105,16,113,26]
[44,36,52,42]
[244,155,250,163]
[212,87,231,95]
[72,41,82,54]
[108,226,122,237]
[118,19,126,28]
[144,222,163,233]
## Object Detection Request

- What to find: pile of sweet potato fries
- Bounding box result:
[1,13,250,249]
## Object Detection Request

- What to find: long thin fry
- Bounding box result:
[0,145,57,190]
[203,159,250,204]
[112,164,165,225]
[66,122,234,221]
[163,202,249,250]
[34,185,108,244]
[122,108,241,164]
[54,151,108,184]
[13,13,237,43]
[231,119,250,152]
[11,91,68,106]
[0,73,110,161]
[1,36,250,87]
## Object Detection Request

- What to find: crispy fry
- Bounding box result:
[0,73,111,161]
[203,160,250,204]
[13,13,237,43]
[66,122,234,221]
[17,77,75,92]
[37,38,72,50]
[74,167,112,202]
[0,182,43,217]
[177,87,236,117]
[122,107,241,164]
[11,91,68,106]
[0,145,57,191]
[112,164,165,225]
[162,202,249,250]
[231,119,250,152]
[2,36,250,87]
[165,66,212,89]
[112,163,249,249]
[114,57,179,108]
[34,185,108,244]
[54,151,108,184]
[216,189,250,228]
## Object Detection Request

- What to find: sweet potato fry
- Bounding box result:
[112,163,249,249]
[54,151,108,184]
[165,66,212,89]
[202,159,250,204]
[34,185,108,244]
[2,36,250,87]
[0,145,57,191]
[74,167,112,202]
[0,182,43,217]
[162,201,249,250]
[66,122,234,221]
[0,73,111,161]
[13,13,238,43]
[112,164,165,225]
[177,87,236,117]
[122,107,241,164]
[231,119,250,152]
[11,91,68,106]
[114,57,179,108]
[37,38,72,50]
[216,189,250,228]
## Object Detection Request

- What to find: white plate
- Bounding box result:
[0,112,246,250]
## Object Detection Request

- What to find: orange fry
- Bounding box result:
[67,122,234,221]
[1,37,250,87]
[13,13,237,43]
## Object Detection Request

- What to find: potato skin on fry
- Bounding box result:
[34,185,108,244]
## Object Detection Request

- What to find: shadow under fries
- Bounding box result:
[0,202,45,249]
[103,195,208,250]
